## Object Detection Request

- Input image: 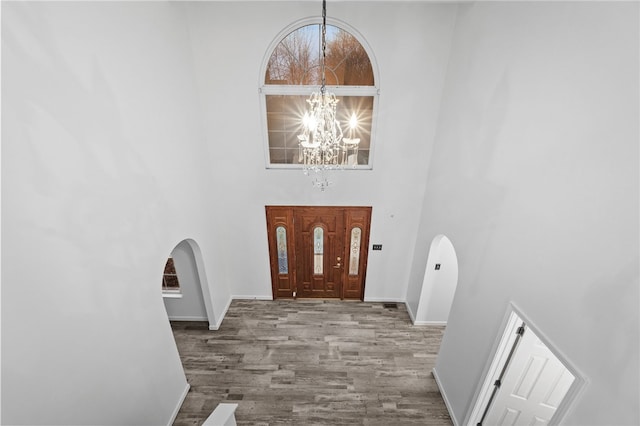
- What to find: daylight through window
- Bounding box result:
[162,257,181,292]
[261,23,378,168]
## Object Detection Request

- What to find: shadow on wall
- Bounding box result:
[414,235,459,325]
[162,239,216,329]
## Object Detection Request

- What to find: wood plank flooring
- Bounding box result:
[171,299,452,426]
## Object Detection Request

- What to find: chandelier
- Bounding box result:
[297,0,360,191]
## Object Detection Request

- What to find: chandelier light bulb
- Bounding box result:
[349,112,358,129]
[308,115,317,132]
[297,0,357,189]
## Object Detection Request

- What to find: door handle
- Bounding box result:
[333,263,341,268]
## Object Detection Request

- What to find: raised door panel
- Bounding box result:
[295,207,343,298]
[265,206,295,298]
[484,328,575,426]
[343,207,371,300]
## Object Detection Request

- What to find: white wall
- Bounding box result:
[425,2,639,425]
[7,1,636,425]
[2,2,230,424]
[163,240,208,321]
[181,1,458,302]
[1,2,457,423]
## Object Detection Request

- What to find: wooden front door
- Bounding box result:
[295,207,343,298]
[265,206,371,300]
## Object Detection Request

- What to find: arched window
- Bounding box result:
[162,257,181,293]
[260,21,378,168]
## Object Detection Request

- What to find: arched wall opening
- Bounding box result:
[162,238,217,330]
[414,235,459,325]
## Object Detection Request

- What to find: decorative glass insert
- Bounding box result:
[276,226,288,274]
[349,227,362,276]
[314,226,324,274]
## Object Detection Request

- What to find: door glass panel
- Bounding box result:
[314,226,324,274]
[349,227,362,275]
[276,226,288,274]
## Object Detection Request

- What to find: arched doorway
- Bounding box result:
[162,239,216,330]
[414,235,458,324]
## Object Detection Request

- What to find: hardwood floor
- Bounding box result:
[171,299,452,426]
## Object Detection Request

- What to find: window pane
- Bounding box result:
[162,257,181,291]
[276,226,289,274]
[266,25,374,86]
[326,27,374,86]
[163,274,180,289]
[164,257,176,275]
[349,227,362,276]
[266,94,373,165]
[314,227,323,274]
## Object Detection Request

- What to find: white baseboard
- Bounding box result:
[168,316,208,322]
[231,295,273,300]
[405,302,417,323]
[207,296,411,330]
[167,381,190,426]
[202,403,239,426]
[209,296,232,330]
[404,302,448,326]
[209,295,273,330]
[363,297,405,303]
[414,320,447,326]
[432,367,459,426]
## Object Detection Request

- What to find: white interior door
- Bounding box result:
[484,326,576,426]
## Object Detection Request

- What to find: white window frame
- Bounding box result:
[259,17,380,170]
[161,257,182,296]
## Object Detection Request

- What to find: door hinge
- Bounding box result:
[494,379,501,388]
[517,325,525,336]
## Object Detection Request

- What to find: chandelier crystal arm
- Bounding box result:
[298,0,361,191]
